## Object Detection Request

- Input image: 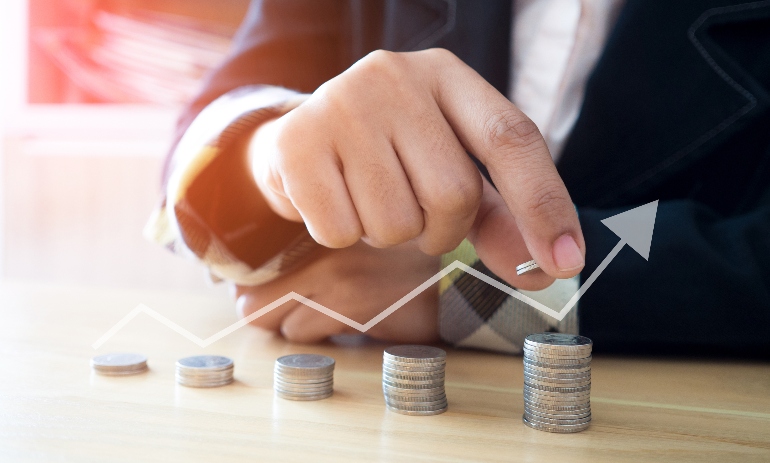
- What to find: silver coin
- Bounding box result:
[525,410,591,423]
[273,377,334,388]
[525,401,591,413]
[524,370,591,381]
[523,346,592,357]
[516,264,539,276]
[523,359,591,373]
[385,399,448,411]
[516,260,540,275]
[524,367,591,379]
[91,353,148,375]
[175,369,234,379]
[382,365,445,377]
[383,345,446,363]
[386,404,447,416]
[275,390,333,401]
[274,363,334,373]
[383,384,445,395]
[176,355,233,371]
[383,360,446,370]
[523,386,591,399]
[275,354,334,371]
[522,415,590,433]
[382,364,445,376]
[524,370,591,382]
[274,387,334,396]
[383,362,446,373]
[273,368,334,380]
[275,387,334,396]
[525,405,592,419]
[525,381,591,393]
[523,398,591,409]
[523,353,592,364]
[273,374,334,385]
[524,411,592,426]
[525,333,592,348]
[178,370,234,380]
[524,400,591,411]
[382,378,445,390]
[386,396,448,408]
[523,398,590,409]
[176,376,234,388]
[524,375,592,388]
[516,259,536,271]
[274,380,333,391]
[382,372,445,384]
[385,392,447,402]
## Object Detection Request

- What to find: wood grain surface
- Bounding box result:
[0,281,768,462]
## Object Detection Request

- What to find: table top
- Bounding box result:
[1,281,768,462]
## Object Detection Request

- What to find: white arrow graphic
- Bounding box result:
[92,201,658,349]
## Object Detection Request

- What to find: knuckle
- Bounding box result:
[355,49,404,80]
[482,109,544,155]
[424,173,483,217]
[419,47,457,65]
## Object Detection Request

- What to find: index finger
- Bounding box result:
[423,49,585,278]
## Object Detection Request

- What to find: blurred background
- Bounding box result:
[0,0,250,295]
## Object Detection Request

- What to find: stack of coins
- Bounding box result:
[382,345,447,416]
[274,354,335,401]
[522,333,592,433]
[175,355,234,387]
[91,352,148,375]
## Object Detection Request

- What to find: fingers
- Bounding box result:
[235,286,300,332]
[270,113,364,248]
[280,306,350,343]
[425,48,585,278]
[337,133,424,248]
[392,102,483,255]
[467,177,554,291]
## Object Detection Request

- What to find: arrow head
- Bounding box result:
[600,200,659,260]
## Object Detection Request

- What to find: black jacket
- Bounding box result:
[173,0,770,356]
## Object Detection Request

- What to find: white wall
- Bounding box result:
[0,0,30,278]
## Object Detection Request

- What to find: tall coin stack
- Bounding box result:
[522,333,592,433]
[274,354,335,401]
[175,355,234,387]
[382,345,448,416]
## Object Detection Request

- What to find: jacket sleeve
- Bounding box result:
[145,0,349,285]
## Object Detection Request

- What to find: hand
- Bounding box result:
[250,48,585,291]
[234,241,441,344]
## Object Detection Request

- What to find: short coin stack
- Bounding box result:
[522,333,592,433]
[175,355,234,387]
[91,352,148,376]
[382,345,447,416]
[274,354,335,401]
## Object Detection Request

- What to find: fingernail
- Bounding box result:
[552,234,584,272]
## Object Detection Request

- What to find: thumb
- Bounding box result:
[467,177,555,291]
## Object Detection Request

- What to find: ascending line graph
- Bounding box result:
[92,201,658,349]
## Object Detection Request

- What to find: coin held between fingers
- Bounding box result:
[516,259,540,276]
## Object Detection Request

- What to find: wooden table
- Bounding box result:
[1,281,768,462]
